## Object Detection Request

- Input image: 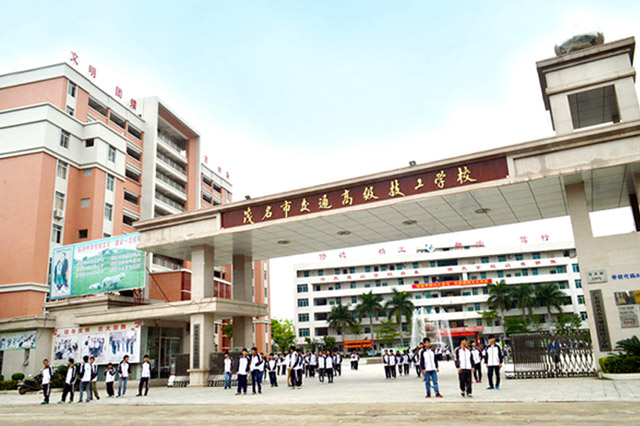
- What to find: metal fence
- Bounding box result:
[509,331,597,379]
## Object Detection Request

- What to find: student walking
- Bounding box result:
[471,341,483,383]
[389,351,397,378]
[350,351,360,370]
[267,354,278,387]
[116,355,130,397]
[59,358,76,403]
[454,337,474,398]
[485,335,504,390]
[223,352,234,390]
[293,348,304,388]
[137,354,151,396]
[402,350,410,375]
[89,356,100,400]
[325,351,334,384]
[78,356,92,403]
[382,350,391,379]
[236,349,249,395]
[334,351,342,376]
[420,338,442,398]
[41,359,53,404]
[105,363,116,397]
[250,347,264,394]
[317,350,326,383]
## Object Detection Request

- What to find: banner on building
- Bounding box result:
[0,330,37,351]
[52,321,141,365]
[50,233,145,299]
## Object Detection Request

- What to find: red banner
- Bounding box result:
[344,339,374,348]
[412,279,492,289]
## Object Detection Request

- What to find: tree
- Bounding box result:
[271,318,296,352]
[327,304,357,351]
[553,313,583,334]
[384,288,414,347]
[487,280,512,338]
[511,284,535,320]
[504,317,529,335]
[347,323,362,339]
[356,291,385,343]
[535,283,565,328]
[322,336,337,352]
[304,337,320,352]
[221,321,233,339]
[480,309,499,326]
[376,319,400,347]
[615,336,640,357]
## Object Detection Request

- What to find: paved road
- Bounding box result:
[2,362,639,424]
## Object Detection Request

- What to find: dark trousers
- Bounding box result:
[351,361,358,370]
[384,366,390,379]
[390,365,397,378]
[268,371,277,386]
[473,363,482,382]
[459,369,472,395]
[318,368,325,382]
[237,374,248,393]
[404,364,409,375]
[488,365,501,388]
[415,365,421,377]
[251,370,262,393]
[61,383,74,402]
[294,369,303,387]
[309,366,315,377]
[335,364,341,376]
[138,377,149,396]
[106,382,114,397]
[43,383,51,403]
[326,368,334,383]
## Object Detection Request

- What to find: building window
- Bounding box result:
[498,255,506,262]
[481,257,489,264]
[335,283,341,290]
[476,319,483,326]
[398,278,404,285]
[108,145,116,162]
[364,327,371,334]
[350,282,356,289]
[474,303,481,311]
[480,272,486,279]
[104,203,113,221]
[80,198,90,208]
[580,312,587,321]
[575,279,582,288]
[532,268,539,276]
[497,271,504,278]
[472,288,478,295]
[364,284,370,288]
[298,328,310,338]
[522,269,528,276]
[60,130,70,148]
[572,264,580,273]
[297,299,308,307]
[78,229,88,239]
[51,224,62,243]
[375,280,381,287]
[297,284,308,293]
[317,270,324,277]
[54,191,65,210]
[532,253,541,260]
[298,313,309,322]
[381,265,387,272]
[578,295,585,304]
[412,262,419,269]
[365,266,371,273]
[103,233,111,238]
[351,296,357,304]
[106,174,115,191]
[67,81,77,97]
[349,267,355,274]
[57,161,68,179]
[66,106,75,116]
[85,138,94,147]
[303,271,309,277]
[569,85,620,130]
[124,191,139,206]
[334,268,340,275]
[515,254,524,261]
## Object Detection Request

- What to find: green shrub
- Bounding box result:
[615,336,640,357]
[11,373,25,381]
[599,355,640,374]
[0,380,18,390]
[51,365,68,389]
[0,375,3,381]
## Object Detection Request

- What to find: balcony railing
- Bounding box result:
[155,192,185,212]
[157,135,187,158]
[156,172,186,195]
[157,152,186,176]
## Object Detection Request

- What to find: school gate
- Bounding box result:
[508,331,597,379]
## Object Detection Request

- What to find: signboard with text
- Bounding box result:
[50,234,145,299]
[222,157,509,228]
[412,279,492,290]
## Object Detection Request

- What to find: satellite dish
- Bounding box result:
[555,32,604,56]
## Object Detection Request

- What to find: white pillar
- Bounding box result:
[232,254,254,349]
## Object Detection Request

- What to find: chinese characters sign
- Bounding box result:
[412,279,492,289]
[222,157,509,228]
[50,234,145,299]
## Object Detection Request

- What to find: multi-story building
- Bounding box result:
[293,242,587,350]
[0,63,270,378]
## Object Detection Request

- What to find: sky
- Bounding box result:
[2,0,639,319]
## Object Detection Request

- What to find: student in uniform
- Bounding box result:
[117,355,130,397]
[413,346,423,377]
[41,359,53,405]
[317,350,326,383]
[223,352,234,390]
[309,351,317,377]
[402,350,410,375]
[325,351,334,383]
[293,348,304,388]
[278,353,287,376]
[261,352,268,385]
[89,356,100,400]
[485,335,504,390]
[382,350,390,379]
[303,352,310,378]
[78,355,92,403]
[454,337,474,398]
[250,347,264,394]
[137,354,151,396]
[470,341,482,383]
[105,363,116,397]
[267,353,278,387]
[350,351,360,370]
[334,351,342,376]
[421,338,443,398]
[389,350,397,378]
[59,358,76,403]
[236,348,249,395]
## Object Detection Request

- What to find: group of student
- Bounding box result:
[40,353,153,404]
[391,334,503,399]
[224,346,358,395]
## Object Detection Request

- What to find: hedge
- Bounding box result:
[11,373,25,381]
[0,380,18,391]
[599,355,640,374]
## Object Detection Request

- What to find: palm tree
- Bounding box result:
[511,284,535,321]
[327,304,357,351]
[384,288,415,348]
[535,283,565,329]
[356,291,385,344]
[487,280,511,338]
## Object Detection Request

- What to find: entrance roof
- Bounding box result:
[135,120,640,266]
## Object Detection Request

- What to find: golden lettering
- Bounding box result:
[318,194,333,210]
[457,166,477,184]
[434,170,446,189]
[281,200,292,218]
[414,178,424,190]
[363,186,379,201]
[341,189,353,206]
[262,206,273,220]
[242,207,254,224]
[389,179,405,197]
[300,198,311,213]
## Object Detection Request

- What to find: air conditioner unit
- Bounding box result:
[53,209,64,219]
